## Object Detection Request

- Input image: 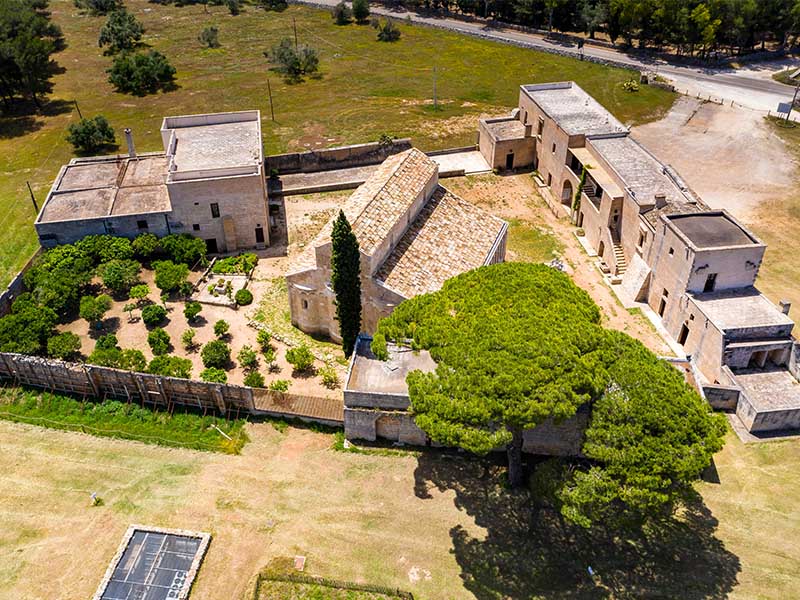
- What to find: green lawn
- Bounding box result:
[0,1,674,289]
[0,387,248,453]
[771,68,798,86]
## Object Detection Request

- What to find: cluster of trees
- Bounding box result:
[0,0,64,110]
[373,262,725,527]
[0,233,205,358]
[397,0,800,56]
[265,38,320,81]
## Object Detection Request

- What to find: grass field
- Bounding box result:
[1,414,799,599]
[0,0,674,288]
[753,117,800,313]
[0,388,248,453]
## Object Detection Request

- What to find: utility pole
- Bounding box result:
[26,181,39,213]
[293,17,298,51]
[73,100,83,120]
[267,78,275,121]
[433,65,437,110]
[787,80,800,122]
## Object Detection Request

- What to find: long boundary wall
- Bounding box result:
[0,352,254,415]
[265,139,413,175]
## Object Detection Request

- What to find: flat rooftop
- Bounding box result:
[668,212,758,248]
[734,368,800,412]
[484,118,526,141]
[162,110,262,174]
[376,186,507,298]
[38,154,170,223]
[347,339,437,396]
[690,288,794,332]
[522,82,627,136]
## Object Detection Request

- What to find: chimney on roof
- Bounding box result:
[654,192,667,208]
[124,128,136,158]
[780,300,791,315]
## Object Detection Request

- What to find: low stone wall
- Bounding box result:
[265,139,413,175]
[703,385,740,411]
[344,405,588,456]
[0,249,40,318]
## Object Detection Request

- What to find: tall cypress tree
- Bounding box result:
[331,210,362,357]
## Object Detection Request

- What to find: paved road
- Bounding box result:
[295,0,800,113]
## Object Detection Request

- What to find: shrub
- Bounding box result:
[160,234,206,265]
[152,260,189,293]
[286,345,314,372]
[107,50,176,95]
[319,365,339,389]
[129,284,150,304]
[74,0,120,15]
[212,253,257,274]
[226,0,240,15]
[237,345,259,371]
[0,304,58,355]
[132,233,159,258]
[256,329,271,351]
[259,0,287,10]
[120,348,147,371]
[243,371,265,387]
[268,379,290,392]
[96,333,118,351]
[179,280,195,298]
[622,79,640,92]
[184,301,202,322]
[147,328,171,356]
[76,235,133,263]
[199,26,220,48]
[181,329,196,350]
[332,1,351,24]
[263,345,278,371]
[98,258,141,293]
[147,355,192,378]
[214,319,230,338]
[200,367,227,383]
[235,289,253,306]
[79,294,113,326]
[98,8,144,54]
[352,0,369,21]
[141,304,167,327]
[201,339,230,369]
[265,38,319,80]
[122,302,137,321]
[370,333,389,360]
[374,18,401,41]
[47,332,82,361]
[66,116,116,154]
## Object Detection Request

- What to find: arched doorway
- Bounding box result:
[561,180,573,206]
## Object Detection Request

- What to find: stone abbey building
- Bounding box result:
[35,111,270,254]
[285,148,508,341]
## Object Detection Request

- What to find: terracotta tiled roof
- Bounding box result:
[375,186,507,298]
[287,148,437,275]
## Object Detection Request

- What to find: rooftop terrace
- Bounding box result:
[522,82,627,136]
[161,110,263,179]
[346,339,437,396]
[668,212,758,248]
[690,288,794,332]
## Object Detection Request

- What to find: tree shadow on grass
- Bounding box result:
[0,98,73,139]
[413,453,740,600]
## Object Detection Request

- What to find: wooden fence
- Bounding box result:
[0,353,254,416]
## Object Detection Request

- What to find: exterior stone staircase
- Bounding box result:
[612,242,627,275]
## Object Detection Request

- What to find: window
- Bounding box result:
[537,117,544,135]
[210,203,220,218]
[192,224,200,231]
[136,220,148,230]
[551,142,557,154]
[302,299,308,309]
[547,173,552,186]
[668,247,674,255]
[637,232,645,247]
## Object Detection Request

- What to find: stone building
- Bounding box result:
[285,148,508,341]
[35,110,269,254]
[479,81,800,433]
[343,335,588,454]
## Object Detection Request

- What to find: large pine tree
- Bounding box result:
[331,210,362,357]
